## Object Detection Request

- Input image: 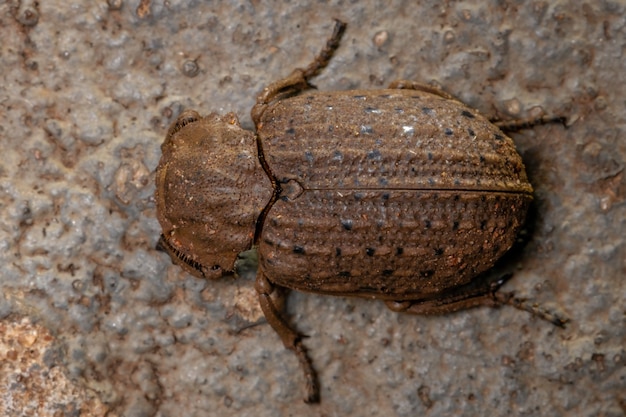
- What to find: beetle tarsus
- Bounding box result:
[255,274,320,403]
[302,19,347,80]
[492,291,569,328]
[297,342,320,404]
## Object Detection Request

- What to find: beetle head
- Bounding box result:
[155,110,273,279]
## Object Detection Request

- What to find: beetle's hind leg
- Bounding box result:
[384,282,500,315]
[492,115,567,132]
[251,19,347,126]
[385,275,568,328]
[388,80,459,101]
[255,273,320,403]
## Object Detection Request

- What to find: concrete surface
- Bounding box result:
[1,0,625,416]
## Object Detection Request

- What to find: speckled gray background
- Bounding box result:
[1,0,625,416]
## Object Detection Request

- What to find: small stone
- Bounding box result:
[373,30,389,47]
[182,60,200,78]
[15,6,39,27]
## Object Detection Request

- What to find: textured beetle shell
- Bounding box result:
[256,90,533,298]
[156,115,273,278]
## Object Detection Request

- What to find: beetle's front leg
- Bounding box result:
[251,70,311,126]
[251,19,347,126]
[255,273,320,403]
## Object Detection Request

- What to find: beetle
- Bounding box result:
[155,20,566,403]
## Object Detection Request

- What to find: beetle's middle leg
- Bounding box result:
[255,273,320,403]
[251,19,347,125]
[385,276,568,328]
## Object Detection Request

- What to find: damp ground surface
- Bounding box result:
[1,1,625,416]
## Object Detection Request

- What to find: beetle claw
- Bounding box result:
[493,291,569,328]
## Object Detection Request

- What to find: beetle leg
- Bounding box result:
[385,276,568,328]
[251,69,311,126]
[255,273,320,403]
[388,80,459,101]
[492,115,567,132]
[251,19,347,126]
[491,291,569,328]
[384,292,497,315]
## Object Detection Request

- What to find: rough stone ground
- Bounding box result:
[0,1,624,416]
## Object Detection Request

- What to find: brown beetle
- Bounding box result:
[155,20,565,403]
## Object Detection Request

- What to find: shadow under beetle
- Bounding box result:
[155,20,566,403]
